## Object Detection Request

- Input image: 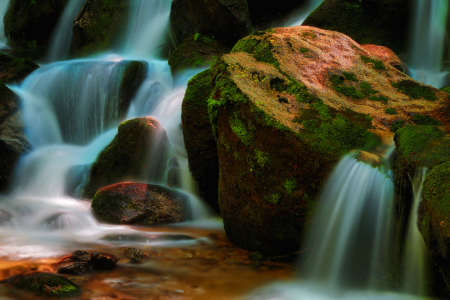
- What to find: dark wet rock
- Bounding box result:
[169,0,252,49]
[73,0,131,56]
[167,157,181,188]
[82,117,170,199]
[71,250,90,262]
[303,0,414,54]
[184,26,450,255]
[0,54,39,84]
[57,262,90,275]
[168,35,231,76]
[91,182,188,225]
[0,84,30,193]
[122,247,144,262]
[247,0,307,30]
[181,69,220,213]
[90,252,120,270]
[4,0,68,59]
[119,61,148,117]
[68,276,87,286]
[12,272,80,297]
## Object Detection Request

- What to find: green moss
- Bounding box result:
[265,193,280,204]
[232,38,279,68]
[395,125,445,157]
[230,112,253,146]
[255,150,270,168]
[342,72,358,81]
[330,74,344,86]
[300,47,309,54]
[302,32,317,39]
[360,55,386,70]
[335,86,365,99]
[391,80,437,100]
[412,114,441,126]
[369,95,389,103]
[390,120,405,132]
[385,108,397,115]
[312,102,332,119]
[360,81,378,96]
[440,86,450,94]
[284,178,296,193]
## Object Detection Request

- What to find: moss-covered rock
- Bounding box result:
[169,0,252,49]
[181,69,220,213]
[73,0,131,56]
[168,35,231,76]
[82,117,170,198]
[183,26,450,255]
[91,182,187,225]
[420,161,450,292]
[0,83,30,193]
[303,0,414,54]
[12,272,80,297]
[0,53,39,83]
[4,0,68,59]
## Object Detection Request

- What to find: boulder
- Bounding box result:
[168,35,231,76]
[12,272,80,297]
[303,0,414,54]
[91,182,188,225]
[73,0,131,56]
[4,0,68,59]
[57,262,90,275]
[82,117,170,198]
[0,54,39,84]
[0,84,30,193]
[181,69,220,213]
[122,246,144,262]
[183,26,450,255]
[169,0,252,49]
[90,252,120,270]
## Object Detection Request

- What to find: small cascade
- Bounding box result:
[285,0,324,27]
[403,168,429,295]
[0,0,9,49]
[409,0,449,87]
[303,153,395,289]
[122,0,172,57]
[46,0,85,62]
[11,58,138,147]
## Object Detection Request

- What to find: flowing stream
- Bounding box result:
[285,0,324,26]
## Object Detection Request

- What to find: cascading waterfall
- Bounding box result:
[0,0,9,49]
[285,0,324,27]
[46,0,85,62]
[403,168,429,295]
[409,0,449,87]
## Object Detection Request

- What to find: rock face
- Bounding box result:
[303,0,414,54]
[4,0,68,59]
[169,0,252,49]
[247,0,307,30]
[91,182,187,225]
[168,35,231,76]
[0,84,30,193]
[12,272,80,297]
[83,117,170,198]
[73,0,130,56]
[181,69,220,213]
[0,54,39,84]
[183,26,450,255]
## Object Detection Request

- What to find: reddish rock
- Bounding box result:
[91,182,188,225]
[361,44,407,73]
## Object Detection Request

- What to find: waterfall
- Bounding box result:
[0,0,10,49]
[409,0,449,87]
[285,0,324,27]
[46,0,85,62]
[403,168,429,295]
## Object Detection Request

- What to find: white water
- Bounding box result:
[285,0,324,27]
[46,0,85,62]
[0,0,9,49]
[403,168,429,295]
[409,0,449,87]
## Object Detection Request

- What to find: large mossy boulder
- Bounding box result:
[168,35,231,76]
[73,0,130,56]
[182,69,220,213]
[82,117,170,198]
[0,84,30,193]
[183,26,450,255]
[303,0,414,54]
[169,0,253,49]
[4,0,68,59]
[92,182,187,225]
[12,272,80,297]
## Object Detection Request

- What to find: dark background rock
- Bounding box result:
[82,117,170,198]
[90,252,119,270]
[168,0,252,50]
[181,69,220,213]
[0,54,39,83]
[303,0,414,54]
[91,182,187,225]
[247,0,307,30]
